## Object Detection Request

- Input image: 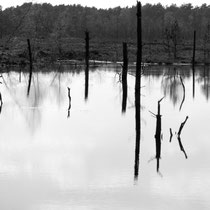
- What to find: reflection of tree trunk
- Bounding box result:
[58,73,61,106]
[134,1,142,180]
[19,68,21,83]
[0,92,3,114]
[122,42,128,113]
[134,89,140,179]
[177,136,188,159]
[178,116,188,136]
[177,116,188,159]
[85,66,89,100]
[169,128,173,142]
[67,87,71,118]
[179,76,185,111]
[155,97,164,172]
[192,65,195,98]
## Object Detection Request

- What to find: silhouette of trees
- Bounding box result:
[0,3,210,42]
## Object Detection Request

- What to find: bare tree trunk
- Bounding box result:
[85,31,89,100]
[27,39,33,96]
[134,1,142,180]
[122,42,128,113]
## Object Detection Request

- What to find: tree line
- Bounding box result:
[1,3,210,64]
[0,3,210,42]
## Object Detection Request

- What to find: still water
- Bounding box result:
[0,65,210,210]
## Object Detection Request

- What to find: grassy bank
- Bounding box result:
[1,37,210,66]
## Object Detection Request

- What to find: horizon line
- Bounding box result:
[1,1,210,10]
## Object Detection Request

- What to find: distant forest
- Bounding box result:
[1,3,210,63]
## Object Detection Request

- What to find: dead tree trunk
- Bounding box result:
[27,39,33,96]
[134,1,142,180]
[85,31,89,68]
[85,31,89,100]
[122,42,128,113]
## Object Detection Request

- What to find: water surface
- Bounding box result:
[0,65,210,210]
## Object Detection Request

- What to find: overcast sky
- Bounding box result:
[0,0,208,10]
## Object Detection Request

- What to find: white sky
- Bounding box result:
[0,0,209,10]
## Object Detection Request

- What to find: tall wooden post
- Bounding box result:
[134,1,142,180]
[85,31,89,68]
[122,42,128,113]
[27,39,33,96]
[85,31,89,100]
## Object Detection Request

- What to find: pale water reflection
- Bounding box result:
[0,65,210,210]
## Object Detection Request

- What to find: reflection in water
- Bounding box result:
[85,66,89,100]
[177,136,188,159]
[27,67,33,96]
[50,69,66,107]
[19,68,21,83]
[154,98,164,173]
[2,72,44,133]
[179,76,185,111]
[161,71,182,107]
[67,87,71,118]
[192,66,195,98]
[134,63,141,179]
[200,66,210,100]
[134,87,141,180]
[169,128,173,142]
[0,92,3,114]
[122,79,127,113]
[1,66,210,209]
[177,116,189,159]
[134,65,142,178]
